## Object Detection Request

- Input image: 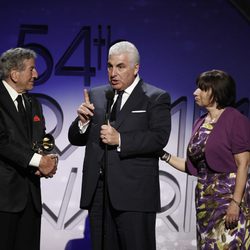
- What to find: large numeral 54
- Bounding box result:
[17,24,53,86]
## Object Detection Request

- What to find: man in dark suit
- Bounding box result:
[0,47,58,250]
[68,41,171,250]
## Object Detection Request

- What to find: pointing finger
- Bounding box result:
[84,89,90,104]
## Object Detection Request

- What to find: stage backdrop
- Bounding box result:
[1,0,249,249]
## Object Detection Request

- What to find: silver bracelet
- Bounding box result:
[231,198,242,208]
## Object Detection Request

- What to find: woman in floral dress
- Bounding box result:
[159,69,250,249]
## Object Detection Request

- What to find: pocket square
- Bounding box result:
[33,115,41,122]
[131,110,146,113]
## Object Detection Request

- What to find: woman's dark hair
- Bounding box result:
[196,69,236,108]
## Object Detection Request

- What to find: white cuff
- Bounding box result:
[117,133,121,152]
[78,120,90,134]
[29,153,42,167]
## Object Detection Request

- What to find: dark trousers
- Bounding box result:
[0,191,41,250]
[88,177,156,250]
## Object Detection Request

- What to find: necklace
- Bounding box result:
[205,109,225,124]
[209,118,217,124]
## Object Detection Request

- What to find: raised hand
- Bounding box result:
[77,89,95,124]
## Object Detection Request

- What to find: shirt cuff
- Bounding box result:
[29,153,42,167]
[78,120,90,134]
[117,133,121,152]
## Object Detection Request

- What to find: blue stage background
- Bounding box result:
[1,1,249,249]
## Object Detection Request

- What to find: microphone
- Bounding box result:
[105,90,114,124]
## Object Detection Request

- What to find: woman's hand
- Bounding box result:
[225,200,240,229]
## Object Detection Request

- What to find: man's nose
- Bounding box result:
[33,68,38,78]
[110,67,117,76]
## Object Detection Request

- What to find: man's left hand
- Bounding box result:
[100,124,120,145]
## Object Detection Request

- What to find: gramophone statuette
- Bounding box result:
[33,134,55,154]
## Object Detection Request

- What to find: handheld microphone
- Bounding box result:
[105,90,115,124]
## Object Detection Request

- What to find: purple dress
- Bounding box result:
[188,120,250,250]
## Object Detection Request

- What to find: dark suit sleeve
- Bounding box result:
[68,118,90,146]
[120,91,171,157]
[0,111,34,168]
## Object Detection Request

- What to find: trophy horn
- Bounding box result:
[41,134,55,152]
[33,134,55,153]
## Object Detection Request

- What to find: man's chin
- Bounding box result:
[110,83,122,90]
[27,85,34,91]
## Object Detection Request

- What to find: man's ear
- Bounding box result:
[10,69,19,83]
[134,64,139,75]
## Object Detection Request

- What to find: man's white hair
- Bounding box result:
[108,41,140,66]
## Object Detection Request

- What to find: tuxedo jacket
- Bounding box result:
[0,81,46,214]
[68,80,171,212]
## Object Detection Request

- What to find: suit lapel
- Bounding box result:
[28,94,46,143]
[0,82,29,140]
[23,93,33,140]
[114,80,145,129]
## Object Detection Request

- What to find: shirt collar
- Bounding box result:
[119,74,140,96]
[2,80,19,102]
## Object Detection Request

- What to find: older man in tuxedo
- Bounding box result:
[68,41,171,250]
[0,47,58,250]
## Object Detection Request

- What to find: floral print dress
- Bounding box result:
[188,120,250,250]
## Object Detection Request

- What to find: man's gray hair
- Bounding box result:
[108,41,140,66]
[0,47,37,80]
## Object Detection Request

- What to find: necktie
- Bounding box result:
[16,95,29,132]
[110,91,124,122]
